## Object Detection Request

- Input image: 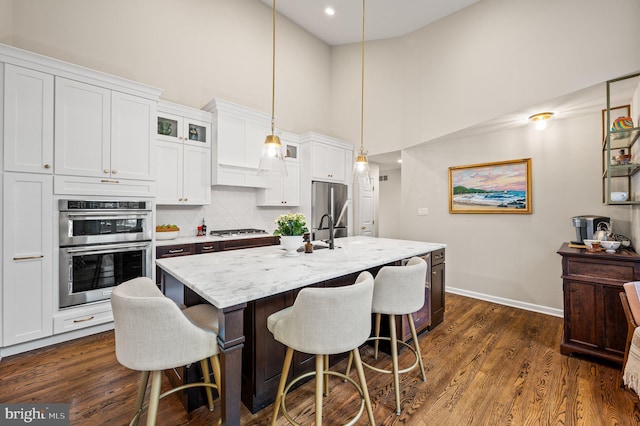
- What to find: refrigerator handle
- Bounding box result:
[333,200,349,237]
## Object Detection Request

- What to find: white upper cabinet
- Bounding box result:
[256,135,300,206]
[111,91,156,181]
[204,98,271,188]
[3,64,54,174]
[54,78,110,178]
[157,104,211,148]
[54,78,156,182]
[300,132,353,184]
[155,101,211,205]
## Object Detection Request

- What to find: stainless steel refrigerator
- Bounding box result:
[311,181,349,241]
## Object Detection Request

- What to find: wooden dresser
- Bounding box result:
[558,242,640,364]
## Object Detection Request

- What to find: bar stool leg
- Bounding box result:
[210,354,222,397]
[315,355,324,425]
[352,348,376,425]
[407,314,426,381]
[374,313,381,359]
[323,354,330,397]
[200,359,215,410]
[345,352,353,378]
[388,314,401,415]
[146,370,162,426]
[135,371,150,412]
[271,347,294,426]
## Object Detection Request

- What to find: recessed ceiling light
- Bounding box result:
[325,7,335,16]
[397,159,402,164]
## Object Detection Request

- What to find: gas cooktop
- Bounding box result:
[209,228,268,238]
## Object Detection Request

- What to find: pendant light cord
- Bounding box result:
[360,0,365,154]
[271,0,277,135]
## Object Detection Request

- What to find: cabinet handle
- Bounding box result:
[101,179,119,184]
[44,163,51,169]
[202,245,214,250]
[111,169,117,174]
[73,316,95,323]
[13,255,44,261]
[432,271,437,275]
[103,169,109,174]
[178,198,183,201]
[168,249,184,254]
[184,198,188,202]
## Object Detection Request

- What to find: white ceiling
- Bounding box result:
[261,0,481,46]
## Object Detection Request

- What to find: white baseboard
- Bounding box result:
[447,286,564,318]
[0,322,114,360]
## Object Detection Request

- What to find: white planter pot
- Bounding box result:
[280,235,303,257]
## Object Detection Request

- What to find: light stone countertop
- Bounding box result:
[155,236,446,309]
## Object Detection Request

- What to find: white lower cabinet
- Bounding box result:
[156,141,210,205]
[53,301,113,334]
[2,172,53,346]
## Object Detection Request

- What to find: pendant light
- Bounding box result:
[258,0,287,176]
[353,0,371,184]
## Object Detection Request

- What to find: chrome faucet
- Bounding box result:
[318,213,335,249]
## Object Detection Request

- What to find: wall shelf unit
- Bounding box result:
[602,72,640,205]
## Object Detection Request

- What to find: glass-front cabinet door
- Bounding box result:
[157,112,210,148]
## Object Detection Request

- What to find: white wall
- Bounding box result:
[8,0,332,135]
[0,0,11,44]
[378,168,403,238]
[400,113,630,312]
[330,0,640,156]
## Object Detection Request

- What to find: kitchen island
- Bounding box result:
[156,236,446,425]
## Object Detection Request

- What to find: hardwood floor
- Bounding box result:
[1,293,639,425]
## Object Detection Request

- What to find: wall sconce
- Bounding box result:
[528,112,554,131]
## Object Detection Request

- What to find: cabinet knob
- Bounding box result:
[104,169,110,174]
[111,169,117,174]
[184,198,188,202]
[178,198,183,201]
[44,163,51,169]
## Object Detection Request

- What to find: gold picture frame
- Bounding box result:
[449,158,532,214]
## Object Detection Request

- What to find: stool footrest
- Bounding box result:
[130,382,220,426]
[281,370,366,426]
[361,336,420,375]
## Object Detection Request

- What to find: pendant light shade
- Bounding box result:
[353,0,371,185]
[258,0,287,176]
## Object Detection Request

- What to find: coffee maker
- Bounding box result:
[571,215,610,244]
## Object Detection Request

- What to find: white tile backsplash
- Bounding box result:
[156,186,294,237]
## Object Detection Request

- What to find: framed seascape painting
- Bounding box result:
[448,158,532,214]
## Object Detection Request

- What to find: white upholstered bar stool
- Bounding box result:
[110,277,222,426]
[268,272,376,426]
[347,256,428,415]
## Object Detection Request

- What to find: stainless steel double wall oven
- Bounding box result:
[58,200,153,308]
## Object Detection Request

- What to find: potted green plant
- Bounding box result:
[274,213,308,256]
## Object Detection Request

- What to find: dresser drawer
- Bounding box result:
[564,257,636,282]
